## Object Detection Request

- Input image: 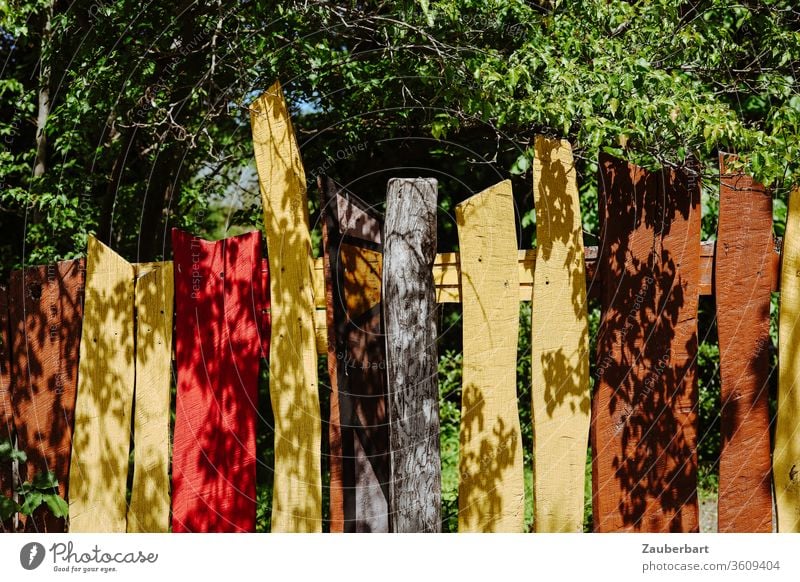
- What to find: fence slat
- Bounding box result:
[384,178,441,532]
[320,185,344,532]
[69,237,135,532]
[531,137,591,532]
[592,154,700,532]
[0,286,13,532]
[777,186,800,533]
[455,180,524,532]
[9,260,84,533]
[250,81,322,532]
[319,176,390,533]
[171,229,262,532]
[716,154,773,533]
[126,262,173,533]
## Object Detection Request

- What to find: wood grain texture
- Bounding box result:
[9,260,84,533]
[531,137,591,532]
[126,262,173,532]
[384,178,441,533]
[171,229,263,532]
[0,287,14,532]
[314,241,778,311]
[455,180,524,532]
[716,154,773,533]
[69,237,135,532]
[250,81,322,532]
[777,186,800,532]
[591,154,700,533]
[319,176,390,533]
[320,187,344,532]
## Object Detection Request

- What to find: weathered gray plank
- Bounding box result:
[383,178,441,533]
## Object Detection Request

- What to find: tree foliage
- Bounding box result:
[1,0,797,530]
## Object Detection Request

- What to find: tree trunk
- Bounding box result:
[33,0,54,179]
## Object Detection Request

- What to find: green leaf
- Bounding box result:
[510,152,530,176]
[32,471,58,491]
[19,492,43,516]
[0,495,19,521]
[419,0,435,27]
[43,494,69,518]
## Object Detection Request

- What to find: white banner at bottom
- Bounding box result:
[1,533,798,581]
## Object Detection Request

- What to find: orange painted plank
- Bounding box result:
[0,286,13,532]
[716,154,773,533]
[10,260,84,532]
[591,154,700,532]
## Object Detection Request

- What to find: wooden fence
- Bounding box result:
[1,80,799,533]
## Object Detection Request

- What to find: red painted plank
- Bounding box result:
[9,260,84,533]
[716,154,774,532]
[319,176,389,532]
[592,154,700,532]
[171,229,265,532]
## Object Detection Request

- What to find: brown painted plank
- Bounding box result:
[319,176,390,533]
[320,195,344,532]
[591,154,700,532]
[384,178,441,532]
[0,286,14,532]
[716,154,774,533]
[9,260,84,533]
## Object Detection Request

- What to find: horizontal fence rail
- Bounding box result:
[308,240,782,353]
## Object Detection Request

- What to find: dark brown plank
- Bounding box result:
[320,196,344,531]
[319,176,390,533]
[592,154,700,532]
[716,154,774,532]
[384,178,441,532]
[9,259,84,533]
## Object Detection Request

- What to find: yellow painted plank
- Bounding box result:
[777,186,800,532]
[314,309,327,355]
[530,136,590,532]
[250,80,322,532]
[127,262,173,533]
[340,243,382,318]
[69,236,135,532]
[456,180,525,532]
